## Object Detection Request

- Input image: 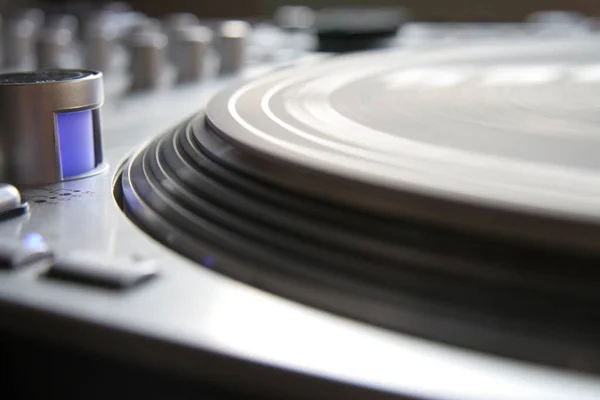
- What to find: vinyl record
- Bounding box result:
[206,37,600,253]
[121,37,600,371]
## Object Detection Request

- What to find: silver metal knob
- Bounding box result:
[84,10,114,35]
[103,2,132,13]
[19,8,46,32]
[36,28,74,69]
[127,18,162,37]
[163,12,199,29]
[3,18,36,70]
[218,20,250,75]
[123,18,162,51]
[47,14,79,37]
[15,8,45,32]
[274,6,315,31]
[0,70,105,186]
[84,23,118,72]
[163,12,200,62]
[174,26,212,83]
[129,31,167,92]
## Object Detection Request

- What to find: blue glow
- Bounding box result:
[56,110,95,179]
[203,255,216,268]
[23,233,47,249]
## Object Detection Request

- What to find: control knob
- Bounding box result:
[218,20,250,75]
[163,12,200,62]
[0,70,105,186]
[84,20,118,72]
[36,27,74,69]
[174,25,212,83]
[47,14,79,36]
[3,18,37,70]
[128,31,168,92]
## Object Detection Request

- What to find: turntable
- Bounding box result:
[1,5,600,400]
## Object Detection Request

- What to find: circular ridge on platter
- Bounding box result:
[119,37,600,372]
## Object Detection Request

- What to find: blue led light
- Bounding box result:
[203,255,216,268]
[56,110,95,179]
[23,233,46,249]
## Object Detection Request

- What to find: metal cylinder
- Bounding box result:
[21,8,45,31]
[0,70,104,186]
[47,14,79,37]
[83,10,114,37]
[175,26,212,83]
[84,23,118,72]
[163,12,200,62]
[36,28,74,69]
[103,2,132,13]
[274,6,315,31]
[218,20,250,75]
[129,31,167,92]
[3,18,37,70]
[163,12,199,30]
[125,18,162,41]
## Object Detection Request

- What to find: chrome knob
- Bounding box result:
[0,70,105,186]
[218,20,250,75]
[163,12,200,62]
[174,25,212,83]
[128,31,168,92]
[84,23,118,72]
[4,18,37,70]
[36,28,74,69]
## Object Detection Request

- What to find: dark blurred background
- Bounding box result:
[4,0,600,21]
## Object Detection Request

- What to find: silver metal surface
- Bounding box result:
[174,25,212,83]
[275,6,316,31]
[163,12,200,62]
[0,236,52,267]
[36,28,74,69]
[48,250,158,288]
[20,8,45,31]
[128,30,167,92]
[0,70,104,185]
[84,24,117,72]
[47,14,79,34]
[218,20,250,75]
[0,20,599,400]
[163,12,199,30]
[3,18,36,70]
[126,17,162,38]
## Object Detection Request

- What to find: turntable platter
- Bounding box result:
[121,37,600,372]
[206,38,600,252]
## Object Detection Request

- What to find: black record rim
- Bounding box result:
[120,113,600,374]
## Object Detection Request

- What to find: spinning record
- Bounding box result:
[206,37,600,253]
[121,37,600,372]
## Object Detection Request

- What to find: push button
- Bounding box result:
[0,184,28,220]
[0,233,52,269]
[46,252,158,289]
